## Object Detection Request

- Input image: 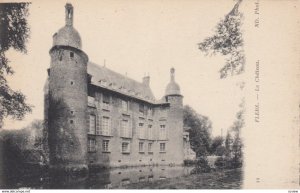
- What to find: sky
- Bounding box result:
[4,0,244,137]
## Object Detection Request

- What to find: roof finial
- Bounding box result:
[170,67,175,82]
[65,3,73,26]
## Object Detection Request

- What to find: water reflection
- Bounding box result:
[1,165,193,189]
[87,165,193,189]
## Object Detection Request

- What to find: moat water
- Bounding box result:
[1,165,194,189]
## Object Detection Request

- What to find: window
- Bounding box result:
[144,106,148,116]
[102,140,109,152]
[148,107,153,116]
[121,119,131,138]
[88,139,96,152]
[160,107,167,117]
[148,143,153,152]
[89,115,96,135]
[122,142,130,153]
[159,125,167,139]
[102,94,110,109]
[70,52,74,58]
[102,116,111,136]
[160,143,166,152]
[88,96,95,107]
[148,124,153,140]
[139,142,144,152]
[139,122,146,139]
[121,100,128,112]
[139,104,144,116]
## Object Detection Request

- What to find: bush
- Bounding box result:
[184,159,197,166]
[230,156,243,168]
[215,157,226,169]
[191,157,211,174]
[214,156,243,169]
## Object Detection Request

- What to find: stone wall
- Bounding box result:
[86,87,184,168]
[48,47,88,169]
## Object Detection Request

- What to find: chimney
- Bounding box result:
[143,76,150,86]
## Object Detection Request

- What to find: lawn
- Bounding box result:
[122,168,243,189]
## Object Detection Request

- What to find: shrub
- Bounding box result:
[184,159,197,166]
[214,156,243,169]
[191,157,211,174]
[214,157,226,169]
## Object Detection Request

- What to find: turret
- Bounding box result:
[165,68,181,96]
[165,67,184,165]
[47,3,89,171]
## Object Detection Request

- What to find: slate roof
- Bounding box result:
[87,62,161,104]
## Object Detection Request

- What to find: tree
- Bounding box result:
[224,131,233,158]
[222,100,244,168]
[209,136,225,156]
[230,99,245,133]
[0,119,48,179]
[198,0,244,78]
[183,105,212,157]
[228,99,244,167]
[231,132,243,167]
[0,3,32,128]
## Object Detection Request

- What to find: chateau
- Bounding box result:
[45,3,195,170]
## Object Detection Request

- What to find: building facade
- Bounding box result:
[45,3,193,169]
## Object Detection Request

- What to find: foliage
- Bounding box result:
[231,132,243,168]
[0,120,48,179]
[0,3,32,128]
[191,157,211,174]
[209,136,224,155]
[224,131,233,157]
[215,100,244,169]
[47,93,82,165]
[229,100,244,167]
[0,119,47,156]
[214,156,235,169]
[198,0,245,78]
[183,159,197,166]
[230,99,245,133]
[215,146,226,156]
[183,105,212,157]
[214,157,226,169]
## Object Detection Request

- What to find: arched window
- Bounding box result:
[68,9,71,19]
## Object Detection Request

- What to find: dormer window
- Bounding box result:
[112,83,116,89]
[121,100,128,112]
[139,104,145,116]
[102,94,110,110]
[100,79,107,87]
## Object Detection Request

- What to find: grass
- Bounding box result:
[121,168,243,189]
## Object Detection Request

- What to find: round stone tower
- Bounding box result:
[48,3,89,171]
[165,68,184,165]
